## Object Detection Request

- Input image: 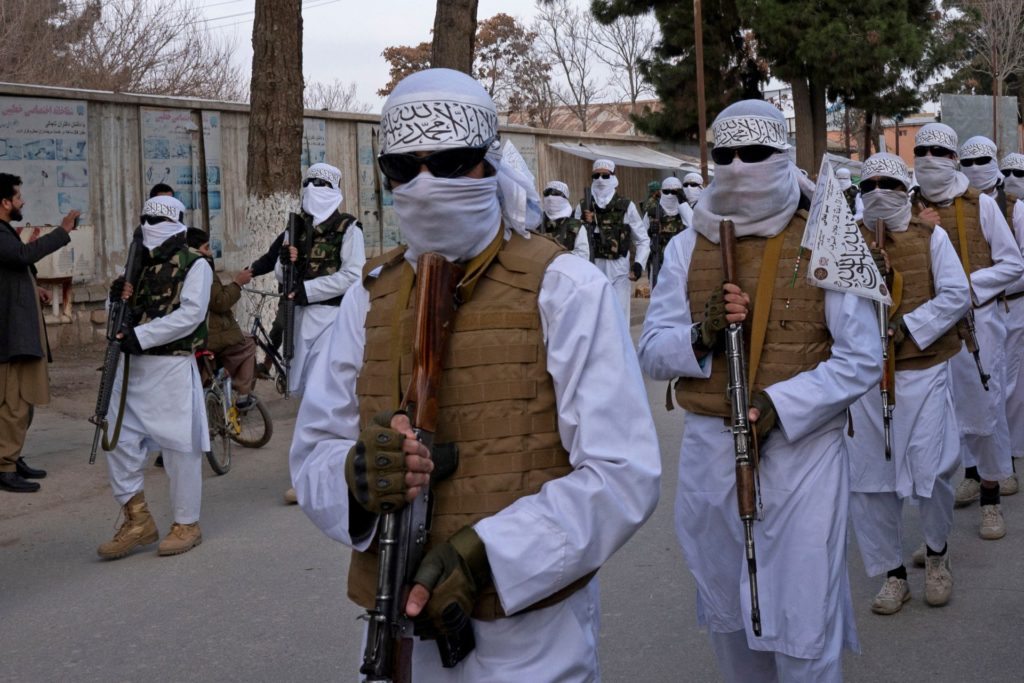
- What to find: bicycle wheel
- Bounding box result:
[205,390,232,475]
[231,397,273,449]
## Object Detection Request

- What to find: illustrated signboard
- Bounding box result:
[302,117,327,173]
[0,96,89,225]
[140,108,224,256]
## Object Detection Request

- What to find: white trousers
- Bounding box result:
[850,479,955,577]
[594,257,631,324]
[106,424,202,524]
[1004,298,1024,456]
[708,626,844,683]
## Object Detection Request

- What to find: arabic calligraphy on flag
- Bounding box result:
[801,157,892,305]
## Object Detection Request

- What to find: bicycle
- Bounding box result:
[196,351,274,475]
[241,287,288,397]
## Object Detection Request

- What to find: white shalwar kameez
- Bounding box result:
[290,247,660,682]
[847,228,970,576]
[575,197,650,323]
[999,199,1024,456]
[104,259,213,524]
[945,193,1024,481]
[274,221,365,395]
[638,228,880,683]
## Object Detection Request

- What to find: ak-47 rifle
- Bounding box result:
[360,252,469,683]
[719,219,762,637]
[89,237,145,464]
[282,212,303,398]
[583,187,598,263]
[874,218,895,461]
[649,199,665,285]
[912,192,990,390]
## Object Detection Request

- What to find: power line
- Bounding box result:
[199,0,341,31]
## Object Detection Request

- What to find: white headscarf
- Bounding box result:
[659,176,682,216]
[682,172,703,206]
[542,180,573,220]
[1001,153,1024,197]
[960,136,1001,193]
[914,123,969,205]
[836,167,853,191]
[692,100,800,243]
[591,159,618,208]
[381,68,538,265]
[860,153,913,232]
[139,196,187,251]
[302,162,343,226]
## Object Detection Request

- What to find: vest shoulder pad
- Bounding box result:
[362,245,406,285]
[961,188,982,205]
[490,232,564,293]
[907,215,935,233]
[338,212,361,230]
[614,196,633,211]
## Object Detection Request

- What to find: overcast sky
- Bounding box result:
[200,0,560,111]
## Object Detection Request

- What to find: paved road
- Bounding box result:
[2,340,1023,682]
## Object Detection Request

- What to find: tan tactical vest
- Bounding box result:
[674,211,832,417]
[348,232,594,620]
[927,189,994,278]
[861,218,961,371]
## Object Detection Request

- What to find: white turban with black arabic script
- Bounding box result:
[711,99,790,150]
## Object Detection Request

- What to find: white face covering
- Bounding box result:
[141,221,187,251]
[591,176,618,208]
[692,153,801,243]
[1005,175,1024,197]
[392,173,501,264]
[962,160,1002,193]
[659,192,680,216]
[542,195,572,220]
[301,185,342,226]
[861,189,912,233]
[838,178,852,191]
[915,155,969,205]
[684,185,702,206]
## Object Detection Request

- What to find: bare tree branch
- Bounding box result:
[591,11,658,123]
[304,78,373,113]
[533,0,604,131]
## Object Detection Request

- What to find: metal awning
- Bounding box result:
[549,142,708,175]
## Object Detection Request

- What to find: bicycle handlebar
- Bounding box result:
[241,287,282,298]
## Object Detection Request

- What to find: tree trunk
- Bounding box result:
[862,111,874,160]
[810,77,828,171]
[431,0,479,74]
[244,0,303,322]
[791,76,815,173]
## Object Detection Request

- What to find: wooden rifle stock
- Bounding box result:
[719,219,762,637]
[361,252,467,683]
[875,219,894,461]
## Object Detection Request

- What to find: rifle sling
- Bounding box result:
[747,231,786,389]
[101,353,131,452]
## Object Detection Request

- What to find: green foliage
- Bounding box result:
[591,1,767,142]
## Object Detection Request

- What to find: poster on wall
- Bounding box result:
[302,118,327,174]
[0,96,89,226]
[140,108,224,256]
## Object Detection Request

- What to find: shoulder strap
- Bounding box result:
[362,245,407,284]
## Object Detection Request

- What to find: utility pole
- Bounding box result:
[694,0,708,182]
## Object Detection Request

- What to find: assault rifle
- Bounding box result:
[583,187,598,263]
[649,200,665,285]
[89,237,145,464]
[874,219,895,461]
[282,212,302,398]
[720,219,762,637]
[360,252,469,683]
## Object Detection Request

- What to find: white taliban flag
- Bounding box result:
[801,157,892,305]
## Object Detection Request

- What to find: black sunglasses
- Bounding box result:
[302,177,333,188]
[860,177,907,193]
[661,189,681,196]
[592,172,614,180]
[378,144,491,184]
[1002,169,1024,178]
[711,145,783,166]
[960,156,993,167]
[140,214,174,225]
[913,145,956,159]
[542,188,566,198]
[682,182,702,188]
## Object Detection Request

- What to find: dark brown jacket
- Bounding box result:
[206,277,244,353]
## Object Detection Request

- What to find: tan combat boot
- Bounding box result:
[157,522,202,556]
[97,491,160,560]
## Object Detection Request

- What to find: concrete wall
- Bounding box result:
[0,82,670,347]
